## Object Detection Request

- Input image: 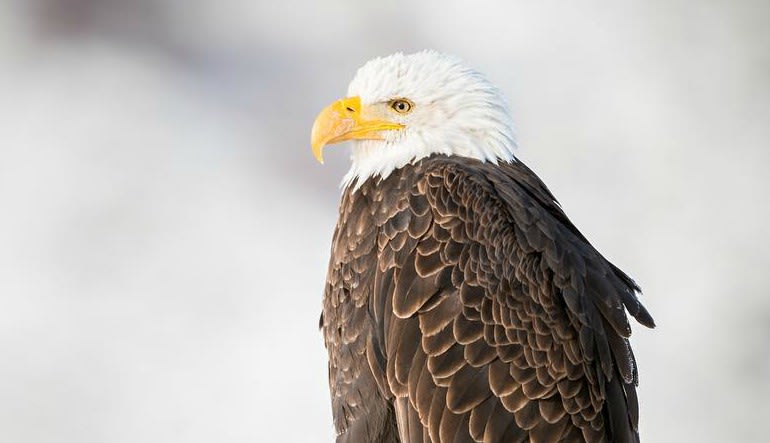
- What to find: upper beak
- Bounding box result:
[310,96,403,163]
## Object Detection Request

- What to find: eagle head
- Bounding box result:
[311,50,516,187]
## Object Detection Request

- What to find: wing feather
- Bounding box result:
[323,155,652,442]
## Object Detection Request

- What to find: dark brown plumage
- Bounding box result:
[320,154,654,442]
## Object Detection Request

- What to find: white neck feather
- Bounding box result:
[342,129,516,189]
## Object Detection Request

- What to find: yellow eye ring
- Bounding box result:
[389,99,413,114]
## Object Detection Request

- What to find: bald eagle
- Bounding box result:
[311,51,654,443]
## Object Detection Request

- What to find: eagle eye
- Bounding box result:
[389,99,413,114]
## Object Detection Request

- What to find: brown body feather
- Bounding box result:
[321,155,654,443]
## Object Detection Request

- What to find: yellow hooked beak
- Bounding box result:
[310,96,404,163]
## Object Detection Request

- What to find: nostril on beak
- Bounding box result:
[345,107,355,113]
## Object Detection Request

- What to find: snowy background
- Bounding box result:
[1,1,768,442]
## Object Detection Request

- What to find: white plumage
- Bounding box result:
[343,51,517,188]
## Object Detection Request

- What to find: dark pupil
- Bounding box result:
[397,102,406,110]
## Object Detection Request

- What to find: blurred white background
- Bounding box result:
[1,1,768,442]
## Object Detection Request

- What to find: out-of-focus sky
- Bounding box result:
[1,1,768,442]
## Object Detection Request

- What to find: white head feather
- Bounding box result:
[343,50,516,188]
